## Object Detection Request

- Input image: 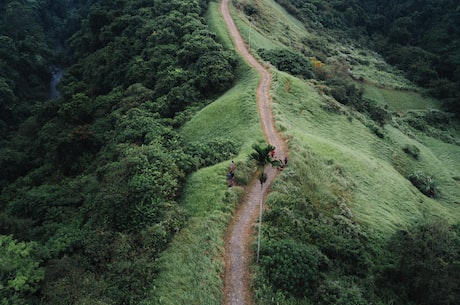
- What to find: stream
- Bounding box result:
[50,65,64,99]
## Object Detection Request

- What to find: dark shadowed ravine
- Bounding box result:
[220,1,287,304]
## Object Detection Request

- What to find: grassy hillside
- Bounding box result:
[147,0,459,304]
[272,71,460,234]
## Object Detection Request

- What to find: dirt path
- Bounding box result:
[220,1,287,304]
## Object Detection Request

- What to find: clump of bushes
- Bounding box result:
[402,144,420,159]
[258,48,315,79]
[408,170,439,197]
[259,239,329,297]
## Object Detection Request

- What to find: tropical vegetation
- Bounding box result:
[0,0,459,304]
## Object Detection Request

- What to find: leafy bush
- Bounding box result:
[258,48,315,79]
[187,137,239,169]
[0,235,44,305]
[315,280,367,305]
[402,144,420,159]
[408,170,439,197]
[259,239,329,296]
[382,220,460,305]
[326,78,363,106]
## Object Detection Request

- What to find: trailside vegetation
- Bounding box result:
[254,149,460,305]
[274,0,460,115]
[0,0,237,304]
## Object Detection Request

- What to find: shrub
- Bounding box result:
[408,170,439,197]
[259,239,329,296]
[382,220,460,305]
[0,235,44,305]
[315,280,367,305]
[402,144,420,159]
[258,48,315,79]
[187,137,239,169]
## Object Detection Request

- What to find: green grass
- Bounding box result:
[141,210,229,305]
[362,84,441,112]
[181,66,262,150]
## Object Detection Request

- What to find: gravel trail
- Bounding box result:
[220,1,287,304]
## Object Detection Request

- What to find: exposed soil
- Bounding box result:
[220,1,287,304]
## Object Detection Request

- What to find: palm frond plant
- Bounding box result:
[248,143,281,262]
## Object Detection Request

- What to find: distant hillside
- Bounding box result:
[274,0,460,114]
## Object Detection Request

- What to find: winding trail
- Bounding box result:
[220,1,287,304]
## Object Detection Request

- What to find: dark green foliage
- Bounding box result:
[315,280,367,305]
[0,2,51,126]
[408,170,439,198]
[0,0,238,304]
[236,0,259,17]
[381,220,460,305]
[187,138,239,169]
[258,48,315,79]
[259,239,329,296]
[90,143,187,231]
[326,78,363,106]
[62,0,236,115]
[325,78,389,126]
[257,158,374,303]
[402,110,457,145]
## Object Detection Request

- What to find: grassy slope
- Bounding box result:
[272,72,460,237]
[145,0,460,303]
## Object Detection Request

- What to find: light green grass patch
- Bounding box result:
[363,84,441,112]
[231,4,283,52]
[206,2,235,49]
[143,211,229,305]
[181,67,263,148]
[351,60,416,90]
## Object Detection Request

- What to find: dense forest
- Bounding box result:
[1,0,237,304]
[274,0,460,114]
[1,0,459,304]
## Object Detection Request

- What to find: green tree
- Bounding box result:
[248,143,280,262]
[385,220,460,305]
[248,143,279,185]
[0,235,44,305]
[259,239,329,297]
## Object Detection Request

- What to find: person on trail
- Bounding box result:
[227,171,234,187]
[277,159,285,170]
[230,161,236,173]
[284,157,288,166]
[270,149,276,158]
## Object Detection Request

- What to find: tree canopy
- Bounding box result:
[0,0,238,304]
